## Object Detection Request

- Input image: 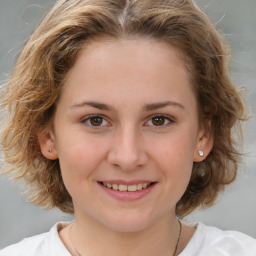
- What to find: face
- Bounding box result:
[39,38,212,232]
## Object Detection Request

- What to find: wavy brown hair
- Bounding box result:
[1,0,245,217]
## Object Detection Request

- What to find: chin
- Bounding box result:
[100,211,159,233]
[106,221,150,233]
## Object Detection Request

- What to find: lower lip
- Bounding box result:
[98,183,156,201]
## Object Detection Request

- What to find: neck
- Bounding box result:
[70,212,181,256]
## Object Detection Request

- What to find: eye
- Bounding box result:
[81,115,109,128]
[145,115,174,127]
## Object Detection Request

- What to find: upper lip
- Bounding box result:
[98,180,155,185]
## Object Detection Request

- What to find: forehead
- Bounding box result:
[60,38,197,113]
[80,37,184,67]
[63,38,190,86]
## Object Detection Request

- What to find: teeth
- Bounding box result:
[119,184,127,191]
[142,183,148,189]
[137,184,143,190]
[128,184,137,192]
[102,182,152,191]
[112,184,119,190]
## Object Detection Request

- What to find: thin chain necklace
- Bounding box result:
[69,223,82,256]
[69,219,182,256]
[173,219,182,256]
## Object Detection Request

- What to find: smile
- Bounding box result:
[98,181,157,201]
[102,182,152,192]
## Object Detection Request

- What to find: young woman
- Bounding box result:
[1,0,255,255]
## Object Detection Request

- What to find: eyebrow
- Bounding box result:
[143,101,184,111]
[71,101,113,111]
[71,100,184,111]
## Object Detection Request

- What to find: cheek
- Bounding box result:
[148,130,196,179]
[151,131,196,161]
[57,136,109,179]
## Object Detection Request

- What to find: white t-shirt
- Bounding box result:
[1,222,256,256]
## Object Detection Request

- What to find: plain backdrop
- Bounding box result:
[0,0,256,249]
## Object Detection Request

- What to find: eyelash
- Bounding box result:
[80,114,110,129]
[145,114,174,128]
[80,114,174,129]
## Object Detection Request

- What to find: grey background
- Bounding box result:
[0,0,256,249]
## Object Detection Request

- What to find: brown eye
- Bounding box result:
[81,115,108,128]
[89,116,103,126]
[145,115,173,128]
[152,116,166,126]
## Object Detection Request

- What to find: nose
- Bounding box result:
[107,126,148,171]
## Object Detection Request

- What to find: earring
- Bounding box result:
[48,149,53,153]
[198,150,204,157]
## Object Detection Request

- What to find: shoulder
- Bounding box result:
[181,222,256,256]
[0,222,71,256]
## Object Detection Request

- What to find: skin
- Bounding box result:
[38,38,212,256]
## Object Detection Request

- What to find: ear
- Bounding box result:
[193,126,213,162]
[37,128,58,160]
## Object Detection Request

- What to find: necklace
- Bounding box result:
[69,223,82,256]
[173,219,182,256]
[69,219,182,256]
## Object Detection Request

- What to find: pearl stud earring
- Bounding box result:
[198,150,204,157]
